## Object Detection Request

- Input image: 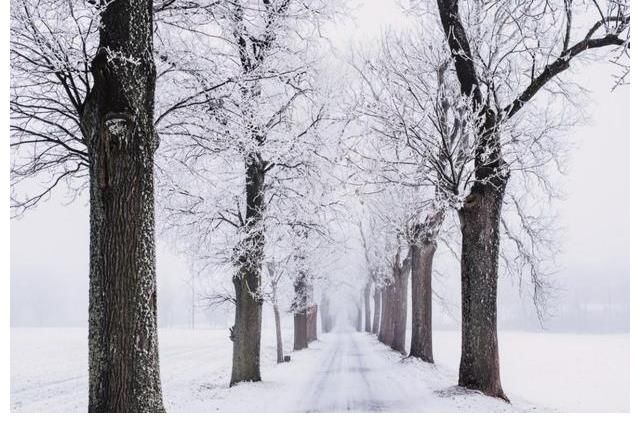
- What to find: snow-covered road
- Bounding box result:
[198,330,526,413]
[296,332,417,412]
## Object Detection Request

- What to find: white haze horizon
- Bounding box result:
[10,0,629,333]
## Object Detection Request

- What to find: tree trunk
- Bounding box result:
[230,266,263,384]
[230,158,266,386]
[294,311,308,350]
[355,301,363,332]
[372,286,381,335]
[83,0,163,413]
[363,281,371,333]
[293,270,308,350]
[409,241,437,362]
[392,256,410,354]
[456,109,509,400]
[436,0,510,401]
[273,302,284,364]
[457,182,508,400]
[380,281,395,346]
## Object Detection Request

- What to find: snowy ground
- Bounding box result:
[10,327,628,412]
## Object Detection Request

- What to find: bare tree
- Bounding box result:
[156,0,340,385]
[431,0,629,399]
[9,0,238,411]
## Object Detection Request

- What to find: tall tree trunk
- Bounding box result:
[372,286,381,335]
[355,301,363,332]
[293,270,308,350]
[363,280,371,333]
[455,109,509,400]
[392,254,410,354]
[409,213,444,363]
[230,157,266,386]
[436,0,510,401]
[458,179,508,400]
[409,241,437,362]
[83,0,163,413]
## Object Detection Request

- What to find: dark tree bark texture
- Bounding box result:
[457,170,508,400]
[82,0,164,412]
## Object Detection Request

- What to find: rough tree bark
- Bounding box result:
[372,286,381,335]
[230,157,266,386]
[82,0,164,412]
[391,252,410,354]
[457,151,508,400]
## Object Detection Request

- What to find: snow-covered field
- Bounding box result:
[10,327,628,412]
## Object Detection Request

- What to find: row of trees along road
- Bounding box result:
[10,0,629,410]
[348,0,629,401]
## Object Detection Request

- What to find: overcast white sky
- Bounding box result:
[10,0,629,331]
